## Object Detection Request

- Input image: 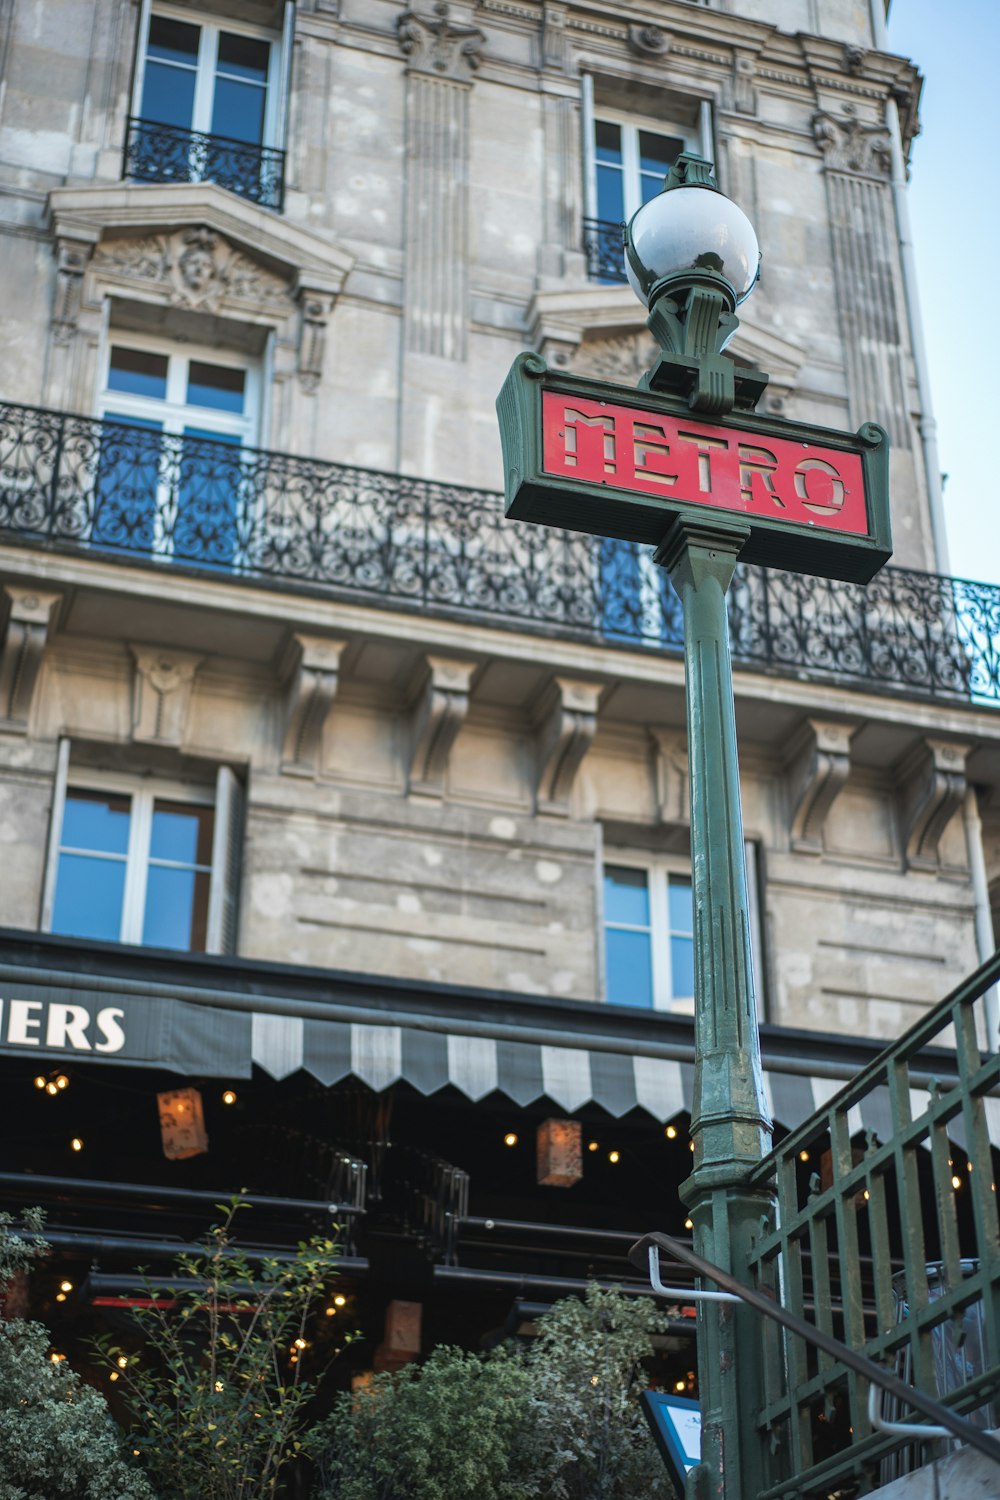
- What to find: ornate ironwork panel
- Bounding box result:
[746,957,1000,1496]
[1,398,998,706]
[122,116,285,210]
[582,216,628,283]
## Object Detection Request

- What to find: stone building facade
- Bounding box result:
[0,0,997,1393]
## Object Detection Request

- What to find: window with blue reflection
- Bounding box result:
[143,801,213,950]
[108,347,169,402]
[212,33,269,144]
[51,791,131,943]
[604,866,654,1007]
[595,120,624,224]
[141,16,199,130]
[187,362,246,413]
[668,875,695,1004]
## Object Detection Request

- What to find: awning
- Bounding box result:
[0,937,994,1141]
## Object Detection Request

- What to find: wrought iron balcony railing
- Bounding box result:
[1,398,999,706]
[582,216,627,283]
[122,116,285,211]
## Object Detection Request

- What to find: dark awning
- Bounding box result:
[0,932,992,1139]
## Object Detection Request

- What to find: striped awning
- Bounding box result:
[0,970,996,1141]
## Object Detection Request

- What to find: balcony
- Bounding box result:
[1,398,998,706]
[583,216,627,283]
[122,116,285,211]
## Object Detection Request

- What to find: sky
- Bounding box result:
[885,1,1000,584]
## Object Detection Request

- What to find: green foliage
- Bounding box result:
[311,1284,675,1500]
[0,1210,153,1500]
[526,1283,674,1500]
[98,1198,344,1500]
[311,1344,543,1500]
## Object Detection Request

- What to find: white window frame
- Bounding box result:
[581,81,712,224]
[40,746,243,955]
[603,843,765,1018]
[132,3,286,151]
[96,331,260,445]
[603,853,694,1015]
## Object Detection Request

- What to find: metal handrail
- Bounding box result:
[629,1230,1000,1468]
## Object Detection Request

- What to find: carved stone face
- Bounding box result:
[179,245,216,293]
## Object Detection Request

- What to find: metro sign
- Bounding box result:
[497,355,891,583]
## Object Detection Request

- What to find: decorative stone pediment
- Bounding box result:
[526,286,806,401]
[92,227,295,319]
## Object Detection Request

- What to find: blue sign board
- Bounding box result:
[640,1391,702,1491]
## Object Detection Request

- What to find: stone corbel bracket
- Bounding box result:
[281,634,348,775]
[130,645,203,747]
[294,279,338,393]
[650,728,689,825]
[896,738,970,871]
[0,587,63,731]
[535,677,604,816]
[785,717,857,852]
[408,656,477,797]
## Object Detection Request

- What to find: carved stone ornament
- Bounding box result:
[408,656,477,796]
[571,333,659,384]
[130,645,203,747]
[897,738,969,871]
[650,728,689,826]
[92,227,294,317]
[541,2,567,71]
[732,51,756,115]
[534,677,603,817]
[785,718,856,852]
[0,587,62,730]
[397,2,486,82]
[627,24,670,58]
[813,110,891,179]
[298,292,335,393]
[280,633,347,774]
[52,238,92,345]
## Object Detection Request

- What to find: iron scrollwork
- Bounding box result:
[122,116,286,211]
[0,399,994,705]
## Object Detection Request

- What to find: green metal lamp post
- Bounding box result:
[625,155,774,1500]
[497,152,891,1500]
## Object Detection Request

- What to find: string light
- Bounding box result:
[503,1132,518,1147]
[951,1174,962,1190]
[608,1150,620,1164]
[109,1371,119,1382]
[70,1137,83,1153]
[665,1124,678,1140]
[55,1292,67,1303]
[59,1280,73,1293]
[689,1141,695,1152]
[117,1356,128,1369]
[675,1379,687,1392]
[325,1306,337,1316]
[588,1140,599,1152]
[862,1189,870,1201]
[333,1295,346,1307]
[55,1074,69,1090]
[684,1217,693,1230]
[33,1075,46,1090]
[222,1089,237,1106]
[293,1337,307,1350]
[49,1352,66,1363]
[799,1150,810,1163]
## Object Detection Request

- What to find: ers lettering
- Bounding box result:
[541,392,867,537]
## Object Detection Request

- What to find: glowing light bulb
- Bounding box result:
[951,1175,962,1190]
[675,1380,686,1392]
[334,1295,346,1307]
[503,1132,517,1147]
[222,1089,237,1106]
[863,1189,870,1201]
[59,1280,73,1293]
[33,1075,46,1090]
[55,1292,66,1303]
[684,1218,693,1230]
[109,1371,119,1382]
[55,1075,69,1091]
[46,1082,58,1096]
[608,1150,620,1164]
[799,1150,810,1163]
[294,1337,307,1350]
[325,1306,336,1316]
[665,1125,678,1140]
[70,1137,83,1152]
[588,1140,599,1152]
[117,1356,128,1368]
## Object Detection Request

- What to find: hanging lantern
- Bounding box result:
[536,1118,582,1187]
[157,1087,209,1160]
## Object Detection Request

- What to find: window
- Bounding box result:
[42,749,244,955]
[581,86,709,283]
[94,335,259,565]
[604,861,694,1013]
[603,849,766,1018]
[125,8,288,207]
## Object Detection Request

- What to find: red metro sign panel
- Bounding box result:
[497,356,891,583]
